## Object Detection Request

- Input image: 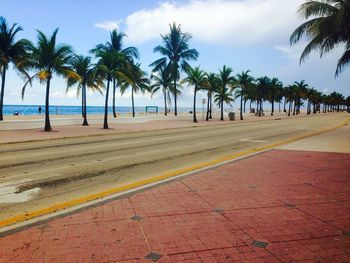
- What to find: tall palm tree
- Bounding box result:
[285,85,296,117]
[256,77,270,117]
[235,70,255,120]
[293,80,308,115]
[206,73,219,121]
[0,16,32,121]
[151,23,199,116]
[215,66,235,121]
[94,49,124,129]
[120,62,150,117]
[290,0,350,76]
[22,29,74,131]
[66,55,104,126]
[268,78,283,116]
[183,66,207,123]
[275,85,284,113]
[93,30,139,118]
[150,64,173,116]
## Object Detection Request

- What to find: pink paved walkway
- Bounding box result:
[1,149,350,263]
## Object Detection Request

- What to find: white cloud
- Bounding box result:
[274,46,296,58]
[51,90,77,99]
[94,21,119,31]
[122,0,304,45]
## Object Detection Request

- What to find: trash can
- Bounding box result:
[228,112,235,121]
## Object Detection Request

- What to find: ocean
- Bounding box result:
[3,105,192,116]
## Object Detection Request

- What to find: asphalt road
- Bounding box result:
[0,113,348,221]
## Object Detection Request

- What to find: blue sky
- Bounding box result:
[2,0,350,109]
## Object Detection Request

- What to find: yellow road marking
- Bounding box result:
[0,117,349,228]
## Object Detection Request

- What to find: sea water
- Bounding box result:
[3,105,192,116]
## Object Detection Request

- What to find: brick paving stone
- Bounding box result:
[0,149,349,262]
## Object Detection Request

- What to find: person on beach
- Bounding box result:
[55,107,60,115]
[38,106,42,114]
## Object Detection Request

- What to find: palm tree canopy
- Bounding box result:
[22,28,75,98]
[215,66,235,107]
[66,55,104,96]
[206,73,220,95]
[182,66,208,91]
[234,70,255,98]
[120,62,150,94]
[218,65,236,89]
[150,23,199,72]
[290,0,350,76]
[0,16,32,74]
[150,64,177,97]
[214,86,234,107]
[265,77,283,102]
[92,29,139,61]
[94,49,126,82]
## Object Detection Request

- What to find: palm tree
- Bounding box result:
[66,55,104,126]
[183,66,207,123]
[151,23,199,116]
[290,0,350,77]
[285,85,296,117]
[275,85,284,113]
[235,70,255,120]
[93,49,124,129]
[93,30,138,118]
[293,80,308,115]
[120,62,150,117]
[206,73,219,121]
[150,64,173,116]
[215,66,235,121]
[22,29,74,131]
[0,16,32,121]
[256,77,270,116]
[268,78,283,116]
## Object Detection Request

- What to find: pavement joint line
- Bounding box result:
[0,116,349,233]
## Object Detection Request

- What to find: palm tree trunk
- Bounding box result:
[131,87,135,118]
[283,98,287,112]
[243,99,247,113]
[209,95,213,119]
[193,88,197,123]
[163,88,167,116]
[112,78,116,118]
[173,67,177,116]
[44,77,52,132]
[81,90,84,118]
[0,66,7,121]
[279,102,281,112]
[292,101,296,115]
[271,97,274,116]
[240,95,243,120]
[206,92,210,121]
[288,101,291,116]
[82,83,88,126]
[220,100,224,121]
[103,79,110,129]
[249,100,252,113]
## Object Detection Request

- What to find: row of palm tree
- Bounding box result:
[0,16,152,131]
[1,3,350,131]
[178,66,350,123]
